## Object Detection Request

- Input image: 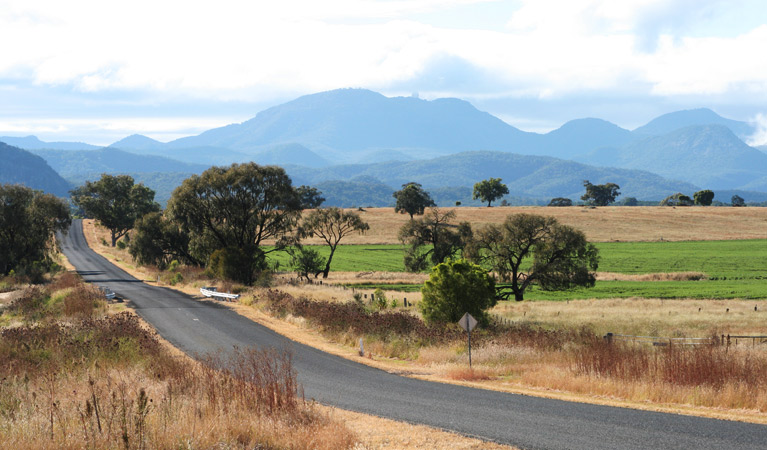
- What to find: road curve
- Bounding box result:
[60,220,767,450]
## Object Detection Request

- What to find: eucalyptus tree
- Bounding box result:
[71,174,159,246]
[167,163,302,283]
[298,207,369,278]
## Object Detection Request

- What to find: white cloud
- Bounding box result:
[1,0,767,141]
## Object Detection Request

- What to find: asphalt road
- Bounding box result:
[60,220,767,450]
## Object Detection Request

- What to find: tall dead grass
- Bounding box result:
[0,275,357,450]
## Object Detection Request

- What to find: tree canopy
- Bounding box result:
[71,174,159,246]
[298,207,369,278]
[167,163,302,283]
[581,180,620,206]
[467,213,599,301]
[693,190,714,206]
[296,185,325,209]
[547,197,572,207]
[393,182,435,219]
[731,195,745,207]
[420,258,496,325]
[128,211,203,269]
[398,208,472,272]
[0,184,71,278]
[660,193,693,206]
[473,178,509,207]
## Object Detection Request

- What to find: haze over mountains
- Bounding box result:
[2,88,766,206]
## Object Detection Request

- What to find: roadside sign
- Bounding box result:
[458,312,478,367]
[458,312,478,332]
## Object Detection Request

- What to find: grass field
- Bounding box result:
[293,206,767,245]
[269,239,767,299]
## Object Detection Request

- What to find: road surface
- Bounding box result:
[60,220,767,450]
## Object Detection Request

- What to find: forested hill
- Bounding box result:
[0,143,72,197]
[286,151,700,202]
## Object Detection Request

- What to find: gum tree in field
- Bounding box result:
[167,163,302,284]
[393,182,435,219]
[398,208,472,272]
[298,207,369,278]
[473,178,509,207]
[467,213,599,301]
[694,190,715,206]
[71,174,159,246]
[581,180,620,206]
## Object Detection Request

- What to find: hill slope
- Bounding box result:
[0,135,100,151]
[578,125,767,189]
[633,108,754,140]
[287,151,699,201]
[0,143,72,196]
[31,148,210,178]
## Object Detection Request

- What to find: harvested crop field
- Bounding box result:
[296,206,767,245]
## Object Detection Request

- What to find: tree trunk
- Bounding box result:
[111,231,117,247]
[322,246,336,278]
[487,201,492,207]
[514,290,524,301]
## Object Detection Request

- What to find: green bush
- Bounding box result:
[420,259,496,326]
[372,288,388,310]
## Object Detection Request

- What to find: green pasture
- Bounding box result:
[267,240,767,300]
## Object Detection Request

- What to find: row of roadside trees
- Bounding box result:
[71,165,368,285]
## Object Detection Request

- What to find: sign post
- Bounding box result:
[458,312,478,368]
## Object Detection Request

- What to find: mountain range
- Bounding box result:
[2,88,765,205]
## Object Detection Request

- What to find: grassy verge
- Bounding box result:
[245,287,767,419]
[0,274,356,450]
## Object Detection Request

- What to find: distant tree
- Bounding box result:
[548,197,573,207]
[296,185,325,209]
[660,193,693,206]
[167,163,302,284]
[693,190,715,206]
[0,184,71,278]
[298,207,369,278]
[71,174,160,246]
[473,178,509,207]
[731,195,745,207]
[393,182,435,219]
[420,259,496,326]
[581,180,620,206]
[398,208,472,272]
[129,212,203,269]
[621,197,639,206]
[466,214,599,301]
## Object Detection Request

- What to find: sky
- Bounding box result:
[2,0,767,145]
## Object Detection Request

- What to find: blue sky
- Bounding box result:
[2,0,767,145]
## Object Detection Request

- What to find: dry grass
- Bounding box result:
[596,271,706,281]
[0,275,358,450]
[294,206,767,244]
[492,297,767,337]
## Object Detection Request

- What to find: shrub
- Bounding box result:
[372,288,388,310]
[420,259,496,326]
[208,247,262,284]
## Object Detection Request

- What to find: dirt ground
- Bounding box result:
[296,206,767,245]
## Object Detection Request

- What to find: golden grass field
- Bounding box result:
[296,206,767,245]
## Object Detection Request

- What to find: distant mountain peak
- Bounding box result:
[110,134,166,151]
[634,108,754,139]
